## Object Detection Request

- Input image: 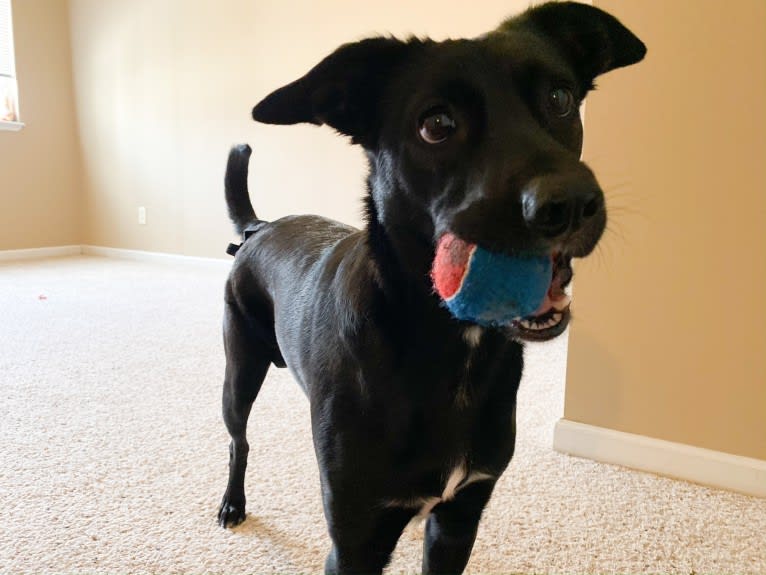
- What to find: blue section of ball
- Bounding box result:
[444,248,552,326]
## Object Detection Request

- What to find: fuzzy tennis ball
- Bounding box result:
[431,233,552,326]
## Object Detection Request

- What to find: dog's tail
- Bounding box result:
[225,144,263,237]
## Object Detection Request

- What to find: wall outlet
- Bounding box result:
[138,206,147,225]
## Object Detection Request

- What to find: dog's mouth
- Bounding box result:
[508,252,572,342]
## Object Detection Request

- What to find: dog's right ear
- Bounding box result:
[252,37,417,146]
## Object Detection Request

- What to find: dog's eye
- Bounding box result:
[549,88,575,118]
[418,110,457,144]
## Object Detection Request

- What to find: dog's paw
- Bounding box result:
[218,496,247,528]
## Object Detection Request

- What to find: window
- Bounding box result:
[0,0,21,129]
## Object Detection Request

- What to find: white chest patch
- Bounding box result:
[386,462,495,518]
[463,326,484,348]
[442,463,467,501]
[456,326,485,408]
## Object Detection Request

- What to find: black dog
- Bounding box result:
[218,3,645,573]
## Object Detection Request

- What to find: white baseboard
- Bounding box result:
[554,419,766,498]
[81,245,231,269]
[0,245,82,261]
[0,244,231,269]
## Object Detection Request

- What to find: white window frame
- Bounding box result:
[0,0,22,131]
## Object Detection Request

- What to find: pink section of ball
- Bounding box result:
[431,233,476,299]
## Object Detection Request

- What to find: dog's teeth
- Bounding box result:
[518,312,565,332]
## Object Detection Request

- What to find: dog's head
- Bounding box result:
[251,1,645,341]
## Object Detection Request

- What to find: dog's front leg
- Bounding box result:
[421,480,495,575]
[323,500,416,575]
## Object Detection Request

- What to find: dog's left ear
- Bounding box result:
[502,1,646,88]
[252,37,417,145]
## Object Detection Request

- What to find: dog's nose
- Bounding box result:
[521,176,603,240]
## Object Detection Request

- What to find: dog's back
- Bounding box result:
[224,144,376,385]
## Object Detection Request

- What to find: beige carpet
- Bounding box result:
[1,255,764,574]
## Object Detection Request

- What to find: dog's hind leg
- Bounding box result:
[217,300,271,528]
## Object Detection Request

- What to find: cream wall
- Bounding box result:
[68,0,532,258]
[565,0,766,460]
[0,0,82,250]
